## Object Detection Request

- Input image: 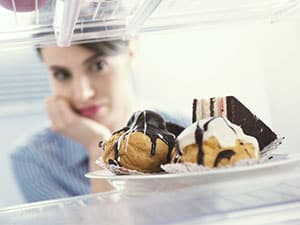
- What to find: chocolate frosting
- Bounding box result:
[213,150,235,167]
[109,110,176,166]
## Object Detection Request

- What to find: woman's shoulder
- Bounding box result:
[148,108,191,128]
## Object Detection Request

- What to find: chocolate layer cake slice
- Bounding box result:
[192,96,278,150]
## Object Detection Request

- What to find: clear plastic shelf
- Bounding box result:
[143,0,300,32]
[0,0,300,49]
[1,166,300,225]
[53,0,81,47]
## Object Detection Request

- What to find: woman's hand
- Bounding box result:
[46,96,115,193]
[45,96,111,152]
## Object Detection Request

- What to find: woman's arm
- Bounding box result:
[88,149,114,193]
[46,96,114,193]
[11,149,71,202]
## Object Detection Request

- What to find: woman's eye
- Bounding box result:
[90,61,105,72]
[53,70,70,81]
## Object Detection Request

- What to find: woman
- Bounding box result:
[11,40,188,203]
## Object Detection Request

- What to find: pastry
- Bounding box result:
[102,110,177,173]
[172,117,260,168]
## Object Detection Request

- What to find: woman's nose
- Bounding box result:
[73,76,95,102]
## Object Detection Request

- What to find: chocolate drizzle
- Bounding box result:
[110,110,176,166]
[222,117,237,134]
[108,159,119,166]
[196,118,216,164]
[203,118,215,131]
[176,117,239,166]
[195,122,204,165]
[166,122,185,137]
[173,140,182,163]
[213,150,235,167]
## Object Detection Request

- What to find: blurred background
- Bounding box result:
[1,19,300,207]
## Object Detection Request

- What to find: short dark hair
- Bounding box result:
[36,40,129,59]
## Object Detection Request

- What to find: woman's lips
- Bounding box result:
[78,105,101,117]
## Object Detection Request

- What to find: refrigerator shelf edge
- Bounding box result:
[0,0,299,48]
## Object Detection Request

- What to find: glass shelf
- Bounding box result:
[1,164,300,225]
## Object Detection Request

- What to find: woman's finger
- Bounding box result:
[45,96,76,131]
[45,96,62,127]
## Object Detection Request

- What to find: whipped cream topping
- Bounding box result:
[177,117,259,155]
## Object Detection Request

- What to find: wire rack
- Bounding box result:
[0,0,300,49]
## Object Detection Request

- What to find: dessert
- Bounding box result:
[165,122,186,137]
[192,96,278,150]
[172,117,260,168]
[102,110,177,173]
[100,96,280,173]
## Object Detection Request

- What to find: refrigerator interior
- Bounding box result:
[0,0,300,48]
[1,0,300,223]
[1,166,300,225]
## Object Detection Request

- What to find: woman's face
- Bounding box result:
[40,44,135,130]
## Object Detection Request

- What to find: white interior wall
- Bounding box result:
[1,20,300,207]
[135,24,272,123]
[258,21,300,153]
